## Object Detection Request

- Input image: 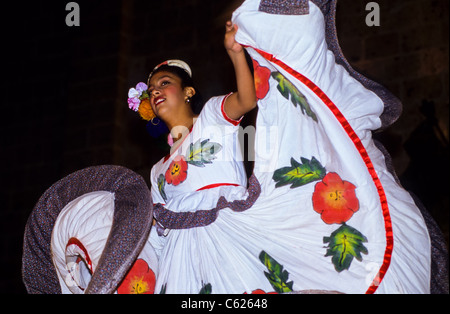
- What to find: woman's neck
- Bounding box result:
[166,113,198,142]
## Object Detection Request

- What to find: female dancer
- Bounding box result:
[128,0,431,294]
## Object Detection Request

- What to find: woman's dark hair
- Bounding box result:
[151,64,204,114]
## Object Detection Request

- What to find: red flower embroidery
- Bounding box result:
[245,289,278,294]
[165,155,188,186]
[117,259,156,294]
[312,172,359,224]
[252,59,271,100]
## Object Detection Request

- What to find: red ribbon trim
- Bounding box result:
[66,237,94,273]
[221,92,243,126]
[196,183,240,191]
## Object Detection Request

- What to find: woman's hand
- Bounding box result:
[223,21,257,121]
[224,21,243,55]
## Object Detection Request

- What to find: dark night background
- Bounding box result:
[1,0,448,293]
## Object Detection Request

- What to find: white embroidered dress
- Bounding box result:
[147,0,431,294]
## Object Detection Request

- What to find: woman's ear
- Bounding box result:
[184,87,196,99]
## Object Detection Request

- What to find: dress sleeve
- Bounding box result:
[202,93,243,127]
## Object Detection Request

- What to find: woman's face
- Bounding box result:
[147,70,187,120]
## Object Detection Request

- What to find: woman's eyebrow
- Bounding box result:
[158,75,172,81]
[148,75,173,88]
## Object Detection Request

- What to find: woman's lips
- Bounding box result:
[154,97,165,106]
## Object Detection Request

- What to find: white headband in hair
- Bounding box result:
[147,59,192,84]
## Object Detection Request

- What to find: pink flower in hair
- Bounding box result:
[127,82,148,111]
[127,97,141,111]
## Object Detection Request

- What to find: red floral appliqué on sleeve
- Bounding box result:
[117,259,156,294]
[312,172,359,224]
[252,59,271,100]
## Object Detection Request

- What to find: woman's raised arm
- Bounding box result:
[223,21,257,120]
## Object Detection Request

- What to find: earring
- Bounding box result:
[146,117,169,138]
[151,117,160,126]
[186,97,191,104]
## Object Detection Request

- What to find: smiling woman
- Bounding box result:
[147,70,197,134]
[120,0,438,294]
[16,0,444,295]
[128,60,206,140]
[8,0,446,296]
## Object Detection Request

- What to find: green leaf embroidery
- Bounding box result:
[323,224,369,273]
[159,283,167,294]
[159,283,211,294]
[199,283,212,294]
[273,156,326,189]
[185,139,222,167]
[259,251,294,293]
[271,71,318,122]
[157,174,167,202]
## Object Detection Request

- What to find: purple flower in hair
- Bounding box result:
[136,82,148,93]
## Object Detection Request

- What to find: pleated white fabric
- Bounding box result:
[147,0,431,294]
